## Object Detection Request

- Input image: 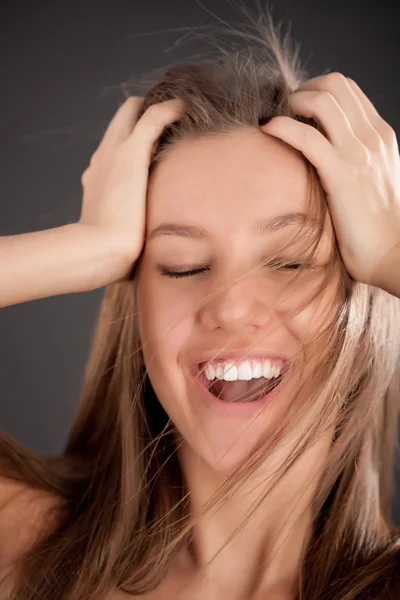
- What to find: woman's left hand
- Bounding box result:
[260,72,400,289]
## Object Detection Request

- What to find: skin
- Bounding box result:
[135,127,340,599]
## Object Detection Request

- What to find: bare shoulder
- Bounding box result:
[0,476,62,579]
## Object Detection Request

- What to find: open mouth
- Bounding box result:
[196,364,284,403]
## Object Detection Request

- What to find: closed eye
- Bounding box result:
[160,267,210,279]
[276,263,304,270]
[263,259,312,271]
[159,262,308,279]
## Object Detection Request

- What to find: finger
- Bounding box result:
[96,96,144,158]
[346,78,395,142]
[124,98,186,152]
[89,150,99,166]
[109,98,186,206]
[261,117,338,182]
[288,90,358,149]
[296,74,382,150]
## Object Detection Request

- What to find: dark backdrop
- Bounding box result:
[1,0,399,520]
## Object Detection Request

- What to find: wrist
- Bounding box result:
[75,222,139,286]
[373,240,400,298]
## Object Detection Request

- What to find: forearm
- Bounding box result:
[0,223,133,308]
[375,241,400,299]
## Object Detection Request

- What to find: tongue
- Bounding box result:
[209,376,281,403]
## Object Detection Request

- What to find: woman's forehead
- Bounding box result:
[147,128,313,228]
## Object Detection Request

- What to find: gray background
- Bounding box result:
[1,0,399,519]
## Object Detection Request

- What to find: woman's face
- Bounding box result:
[136,127,337,474]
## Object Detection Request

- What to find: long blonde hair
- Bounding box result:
[1,3,400,599]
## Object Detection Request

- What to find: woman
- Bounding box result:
[0,8,400,600]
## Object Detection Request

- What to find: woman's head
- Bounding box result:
[3,6,400,600]
[136,124,339,476]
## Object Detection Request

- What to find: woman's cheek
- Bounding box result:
[285,288,339,373]
[137,273,201,358]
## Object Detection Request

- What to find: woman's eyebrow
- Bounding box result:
[148,212,314,241]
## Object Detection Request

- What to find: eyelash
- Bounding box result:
[160,263,306,279]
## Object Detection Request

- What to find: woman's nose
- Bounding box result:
[197,276,278,333]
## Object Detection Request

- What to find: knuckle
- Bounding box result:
[368,130,385,153]
[144,102,163,117]
[141,104,165,129]
[133,98,184,143]
[126,95,143,108]
[89,152,98,166]
[81,167,92,184]
[325,71,347,87]
[124,96,136,109]
[143,98,183,121]
[378,119,396,142]
[352,140,371,164]
[314,90,335,108]
[346,76,357,88]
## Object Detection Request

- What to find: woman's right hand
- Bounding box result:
[0,96,186,308]
[79,96,186,281]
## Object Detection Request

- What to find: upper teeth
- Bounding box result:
[203,359,281,382]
